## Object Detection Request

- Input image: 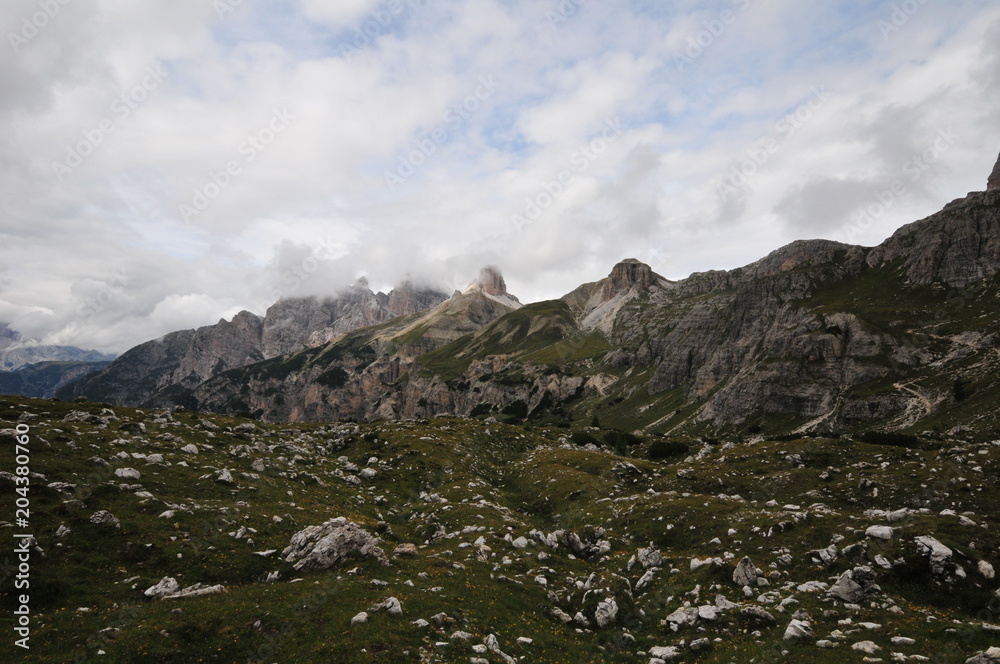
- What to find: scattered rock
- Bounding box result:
[594,597,618,628]
[740,606,776,625]
[783,619,814,641]
[828,566,880,604]
[369,597,403,616]
[733,556,760,587]
[852,640,881,654]
[351,612,368,625]
[162,583,226,600]
[865,525,895,541]
[649,645,682,660]
[282,518,389,571]
[915,536,965,582]
[89,511,120,528]
[144,577,180,599]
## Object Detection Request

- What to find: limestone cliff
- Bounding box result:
[59,281,448,406]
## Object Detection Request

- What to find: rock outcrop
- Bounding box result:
[988,151,1000,191]
[281,517,389,571]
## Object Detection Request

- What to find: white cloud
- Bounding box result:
[2,0,999,353]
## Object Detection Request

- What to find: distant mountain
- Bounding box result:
[0,323,115,398]
[0,360,112,398]
[58,280,450,406]
[0,322,115,371]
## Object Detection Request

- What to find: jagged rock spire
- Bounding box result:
[470,266,508,297]
[988,151,1000,191]
[602,258,654,299]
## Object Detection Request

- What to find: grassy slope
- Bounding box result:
[1,396,999,663]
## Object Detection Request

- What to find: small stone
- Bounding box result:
[733,556,760,587]
[144,577,179,599]
[852,640,881,654]
[783,619,814,641]
[865,525,894,541]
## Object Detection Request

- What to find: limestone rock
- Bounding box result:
[915,536,964,581]
[369,597,403,615]
[281,517,389,571]
[733,556,761,587]
[89,510,120,528]
[828,566,880,603]
[865,525,894,540]
[648,645,682,660]
[637,546,663,569]
[740,606,776,624]
[852,640,881,654]
[162,583,225,600]
[988,151,1000,191]
[594,597,618,628]
[144,577,179,599]
[783,619,814,641]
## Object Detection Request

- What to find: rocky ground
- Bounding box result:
[1,395,999,663]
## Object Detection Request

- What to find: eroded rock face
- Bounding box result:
[469,266,509,297]
[60,282,447,407]
[601,259,654,299]
[988,152,1000,191]
[282,517,389,571]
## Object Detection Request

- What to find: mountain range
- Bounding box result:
[0,323,114,397]
[60,152,1000,439]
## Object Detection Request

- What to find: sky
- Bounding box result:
[1,0,999,354]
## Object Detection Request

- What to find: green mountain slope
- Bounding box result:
[2,396,999,663]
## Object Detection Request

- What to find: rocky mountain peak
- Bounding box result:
[387,280,449,318]
[602,258,654,298]
[988,151,1000,191]
[0,322,20,348]
[467,266,509,297]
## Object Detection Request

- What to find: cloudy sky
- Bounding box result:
[2,0,999,354]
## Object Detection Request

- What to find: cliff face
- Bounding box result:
[59,282,448,406]
[988,151,1000,191]
[178,181,1000,437]
[60,155,1000,436]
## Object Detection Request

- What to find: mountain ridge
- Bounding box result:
[59,159,1000,438]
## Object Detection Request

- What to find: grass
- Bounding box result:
[2,395,999,663]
